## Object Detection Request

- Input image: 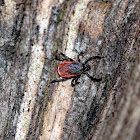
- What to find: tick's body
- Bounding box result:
[58,61,83,78]
[51,53,102,87]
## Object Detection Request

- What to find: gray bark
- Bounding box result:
[0,0,139,140]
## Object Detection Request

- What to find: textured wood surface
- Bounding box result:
[0,0,139,140]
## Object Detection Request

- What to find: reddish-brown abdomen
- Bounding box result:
[57,61,79,78]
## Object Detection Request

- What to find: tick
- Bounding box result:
[51,53,102,87]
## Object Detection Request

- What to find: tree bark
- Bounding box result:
[0,0,139,140]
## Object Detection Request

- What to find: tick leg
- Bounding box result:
[77,52,84,63]
[55,53,74,61]
[84,56,102,64]
[51,78,68,83]
[85,72,102,82]
[71,75,81,87]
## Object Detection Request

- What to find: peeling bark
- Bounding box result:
[0,0,139,140]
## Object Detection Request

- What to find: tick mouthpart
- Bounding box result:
[84,64,91,72]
